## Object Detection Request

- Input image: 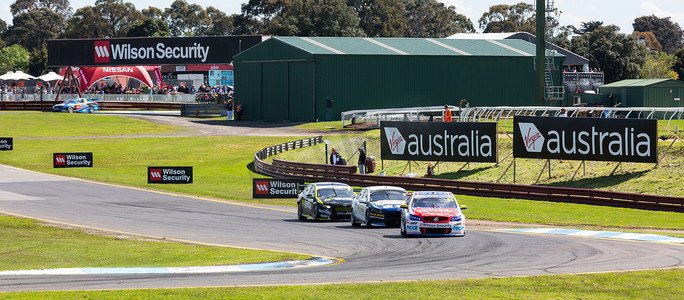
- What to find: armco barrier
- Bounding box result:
[0,101,180,111]
[255,137,684,212]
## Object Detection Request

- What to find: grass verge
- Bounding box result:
[0,215,308,271]
[0,112,186,137]
[2,269,682,299]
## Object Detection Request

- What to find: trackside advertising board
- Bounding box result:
[48,36,262,67]
[253,178,304,199]
[0,138,12,150]
[53,152,93,168]
[380,121,498,162]
[513,116,658,163]
[148,167,193,184]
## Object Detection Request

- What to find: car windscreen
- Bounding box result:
[369,190,406,202]
[411,197,457,208]
[317,187,355,198]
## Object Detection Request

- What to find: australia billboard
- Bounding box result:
[513,116,658,163]
[380,121,498,162]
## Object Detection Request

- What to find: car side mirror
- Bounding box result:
[460,205,467,210]
[400,204,408,209]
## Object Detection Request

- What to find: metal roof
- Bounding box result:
[600,79,684,87]
[448,32,587,65]
[271,36,563,57]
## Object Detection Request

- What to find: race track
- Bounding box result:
[0,164,682,291]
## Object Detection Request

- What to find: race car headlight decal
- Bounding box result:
[450,215,463,222]
[409,214,421,221]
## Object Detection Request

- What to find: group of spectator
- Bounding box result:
[563,66,602,73]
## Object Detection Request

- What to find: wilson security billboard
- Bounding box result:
[48,36,262,66]
[513,116,658,163]
[380,121,498,162]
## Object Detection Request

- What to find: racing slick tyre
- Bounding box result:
[67,107,74,113]
[350,209,360,227]
[88,105,94,113]
[312,204,320,221]
[400,217,408,237]
[297,202,307,221]
[365,210,373,228]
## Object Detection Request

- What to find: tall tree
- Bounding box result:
[672,49,684,81]
[0,44,30,74]
[0,19,7,48]
[403,0,474,38]
[478,2,535,34]
[235,0,290,35]
[569,25,646,83]
[632,31,662,52]
[348,0,405,37]
[633,15,683,53]
[142,6,164,19]
[63,6,109,38]
[206,6,235,36]
[27,46,49,76]
[64,0,143,38]
[164,0,211,36]
[95,0,144,37]
[10,0,72,20]
[126,18,170,37]
[576,21,603,35]
[5,8,64,52]
[236,0,364,37]
[640,51,679,80]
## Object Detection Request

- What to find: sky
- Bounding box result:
[2,0,684,35]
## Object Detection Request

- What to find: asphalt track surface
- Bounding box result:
[0,164,683,292]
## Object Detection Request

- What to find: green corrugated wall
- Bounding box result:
[312,55,537,121]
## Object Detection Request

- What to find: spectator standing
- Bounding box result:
[559,108,568,117]
[236,101,243,121]
[357,147,366,174]
[443,105,452,122]
[330,148,340,165]
[226,100,233,120]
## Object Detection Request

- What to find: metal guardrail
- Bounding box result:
[0,93,196,102]
[0,100,181,111]
[254,137,684,212]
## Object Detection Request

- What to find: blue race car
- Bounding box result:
[351,186,408,227]
[52,98,98,113]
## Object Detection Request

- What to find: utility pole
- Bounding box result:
[536,0,546,106]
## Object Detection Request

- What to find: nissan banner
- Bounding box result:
[380,121,498,162]
[253,178,304,199]
[513,116,658,163]
[48,36,263,67]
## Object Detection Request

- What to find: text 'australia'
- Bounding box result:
[406,130,492,157]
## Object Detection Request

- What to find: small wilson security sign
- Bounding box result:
[0,138,12,151]
[253,178,303,198]
[513,116,658,163]
[148,167,193,184]
[53,152,93,168]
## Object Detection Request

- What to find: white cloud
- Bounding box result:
[1,6,11,26]
[640,1,684,26]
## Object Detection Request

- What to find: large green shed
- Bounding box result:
[233,37,564,121]
[598,79,684,107]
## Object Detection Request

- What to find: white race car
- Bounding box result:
[400,191,467,237]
